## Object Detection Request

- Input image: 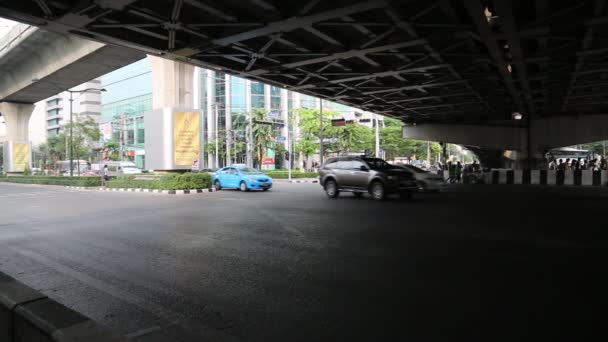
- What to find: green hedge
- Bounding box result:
[263,170,318,179]
[0,176,101,187]
[106,173,211,190]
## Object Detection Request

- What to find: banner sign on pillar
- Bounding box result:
[173,112,200,166]
[12,143,29,171]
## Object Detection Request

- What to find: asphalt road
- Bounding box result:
[0,182,602,341]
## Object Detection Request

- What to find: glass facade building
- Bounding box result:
[100,58,152,168]
[196,69,381,169]
[96,58,381,170]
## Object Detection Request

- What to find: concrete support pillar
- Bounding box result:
[1,102,34,173]
[225,74,232,165]
[281,88,289,169]
[149,55,194,109]
[206,70,216,168]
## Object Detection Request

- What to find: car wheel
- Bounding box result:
[324,180,340,198]
[263,188,269,191]
[370,181,385,201]
[239,181,248,192]
[353,192,363,198]
[214,180,222,191]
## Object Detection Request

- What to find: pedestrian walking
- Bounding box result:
[102,164,109,185]
[456,161,463,183]
[447,161,455,183]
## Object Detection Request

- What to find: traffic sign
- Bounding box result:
[267,111,279,118]
[254,119,285,127]
[276,136,286,142]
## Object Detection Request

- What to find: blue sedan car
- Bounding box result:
[212,165,273,191]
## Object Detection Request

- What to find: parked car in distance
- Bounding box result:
[212,165,273,191]
[196,168,218,175]
[91,161,141,177]
[397,164,445,192]
[319,156,418,200]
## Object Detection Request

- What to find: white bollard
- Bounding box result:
[564,170,574,185]
[582,170,593,186]
[547,171,556,185]
[531,170,540,184]
[498,170,507,184]
[514,170,523,184]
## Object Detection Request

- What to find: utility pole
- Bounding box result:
[374,114,380,157]
[319,99,324,165]
[214,105,219,168]
[287,127,292,180]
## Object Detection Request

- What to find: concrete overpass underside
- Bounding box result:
[2,0,608,167]
[0,24,144,104]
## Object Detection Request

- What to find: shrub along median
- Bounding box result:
[0,176,101,187]
[106,173,211,190]
[262,170,318,179]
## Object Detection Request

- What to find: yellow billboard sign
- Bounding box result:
[12,143,29,171]
[173,111,200,166]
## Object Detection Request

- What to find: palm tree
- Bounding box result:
[251,108,274,168]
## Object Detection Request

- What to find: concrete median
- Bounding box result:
[0,271,126,342]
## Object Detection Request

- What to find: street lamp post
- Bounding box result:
[67,87,106,176]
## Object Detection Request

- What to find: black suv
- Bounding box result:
[319,157,418,200]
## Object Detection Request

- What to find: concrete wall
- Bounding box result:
[403,123,526,150]
[530,114,608,150]
[404,114,608,153]
[1,21,144,104]
[1,271,126,341]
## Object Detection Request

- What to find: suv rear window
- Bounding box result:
[363,158,392,170]
[337,160,352,169]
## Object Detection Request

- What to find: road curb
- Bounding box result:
[1,271,126,341]
[66,186,217,195]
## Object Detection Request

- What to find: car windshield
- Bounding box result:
[362,158,392,170]
[238,167,263,174]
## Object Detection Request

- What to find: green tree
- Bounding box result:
[251,108,274,167]
[326,122,373,155]
[293,108,341,160]
[69,116,100,165]
[581,141,607,157]
[380,117,441,161]
[205,138,226,160]
[102,141,121,161]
